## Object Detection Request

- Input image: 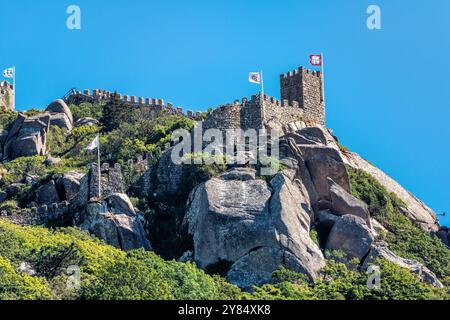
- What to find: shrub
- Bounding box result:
[69,102,103,121]
[0,108,17,130]
[348,166,450,278]
[0,221,242,300]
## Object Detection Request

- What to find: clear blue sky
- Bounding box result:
[1,0,449,225]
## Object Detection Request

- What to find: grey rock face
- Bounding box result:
[436,227,449,247]
[184,168,325,288]
[362,241,443,288]
[45,155,61,166]
[46,99,74,129]
[226,247,283,290]
[57,171,84,201]
[74,117,100,127]
[6,183,26,197]
[325,215,374,260]
[49,113,73,131]
[299,145,350,201]
[77,194,151,251]
[37,180,60,205]
[0,191,7,203]
[3,113,50,160]
[328,178,372,229]
[220,167,256,181]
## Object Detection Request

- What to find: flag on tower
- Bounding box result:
[3,68,14,79]
[248,72,262,84]
[309,54,322,66]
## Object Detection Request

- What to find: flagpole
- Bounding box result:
[12,66,16,111]
[97,136,101,199]
[320,53,325,105]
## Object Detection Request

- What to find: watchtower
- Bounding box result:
[280,67,325,126]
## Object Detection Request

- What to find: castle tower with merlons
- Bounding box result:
[202,66,325,133]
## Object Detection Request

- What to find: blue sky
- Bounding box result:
[1,0,449,225]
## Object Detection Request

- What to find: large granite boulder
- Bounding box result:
[328,178,372,229]
[46,99,73,131]
[325,215,374,260]
[436,227,449,247]
[57,171,84,201]
[3,113,50,160]
[36,180,60,205]
[184,168,325,289]
[299,145,350,201]
[362,241,443,288]
[74,117,100,127]
[77,193,151,251]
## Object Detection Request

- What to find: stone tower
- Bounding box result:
[280,67,325,126]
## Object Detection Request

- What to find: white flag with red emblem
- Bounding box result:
[248,72,261,84]
[310,54,322,66]
[86,135,99,151]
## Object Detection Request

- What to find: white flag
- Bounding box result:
[248,72,261,84]
[3,68,14,79]
[86,135,99,151]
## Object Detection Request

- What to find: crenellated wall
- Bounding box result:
[64,89,197,120]
[63,65,325,132]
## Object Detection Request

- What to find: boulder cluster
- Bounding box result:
[179,126,443,288]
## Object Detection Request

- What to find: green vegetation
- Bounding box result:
[69,102,104,121]
[1,220,447,300]
[253,257,446,300]
[0,108,17,130]
[348,166,450,279]
[0,220,243,300]
[23,109,42,118]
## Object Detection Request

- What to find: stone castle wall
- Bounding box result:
[65,89,200,120]
[64,66,325,132]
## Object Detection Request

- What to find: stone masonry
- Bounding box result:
[63,66,325,131]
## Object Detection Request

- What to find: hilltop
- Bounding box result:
[0,68,448,300]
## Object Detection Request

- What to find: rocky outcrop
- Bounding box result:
[57,171,84,201]
[69,164,150,251]
[325,215,374,260]
[184,167,325,289]
[362,241,443,288]
[77,195,151,251]
[36,180,60,205]
[299,145,350,201]
[74,117,100,127]
[341,150,439,232]
[46,99,74,131]
[436,227,450,248]
[328,178,372,228]
[3,113,50,160]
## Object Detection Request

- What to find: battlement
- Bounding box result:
[63,65,325,131]
[65,89,197,120]
[280,66,322,79]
